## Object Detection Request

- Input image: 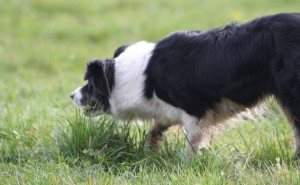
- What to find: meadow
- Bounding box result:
[1,0,300,184]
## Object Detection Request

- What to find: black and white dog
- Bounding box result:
[71,13,300,155]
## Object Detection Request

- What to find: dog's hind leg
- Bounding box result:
[279,100,300,156]
[272,54,300,156]
[276,68,300,156]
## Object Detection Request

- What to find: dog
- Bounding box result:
[71,13,300,155]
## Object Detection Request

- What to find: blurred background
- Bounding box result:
[1,1,300,183]
[0,0,300,159]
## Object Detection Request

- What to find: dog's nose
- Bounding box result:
[70,93,74,99]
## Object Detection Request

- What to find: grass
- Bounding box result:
[1,0,300,184]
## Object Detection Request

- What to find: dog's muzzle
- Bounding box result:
[70,87,83,107]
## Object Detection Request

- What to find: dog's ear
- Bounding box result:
[113,44,130,58]
[84,60,103,80]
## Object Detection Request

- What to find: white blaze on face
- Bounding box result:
[71,87,83,107]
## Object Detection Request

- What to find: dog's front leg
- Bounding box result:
[149,122,170,147]
[182,114,213,154]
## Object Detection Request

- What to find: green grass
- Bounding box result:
[1,0,300,184]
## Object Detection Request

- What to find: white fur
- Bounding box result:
[71,87,83,107]
[71,41,224,154]
[109,41,184,124]
[107,41,218,154]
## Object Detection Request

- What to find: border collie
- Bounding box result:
[71,13,300,155]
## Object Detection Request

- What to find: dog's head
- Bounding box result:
[71,59,115,116]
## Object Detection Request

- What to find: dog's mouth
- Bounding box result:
[83,105,103,117]
[83,106,97,114]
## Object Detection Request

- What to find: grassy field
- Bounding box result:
[1,0,300,184]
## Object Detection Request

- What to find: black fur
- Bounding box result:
[71,13,300,154]
[82,59,115,112]
[144,13,300,131]
[113,44,130,58]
